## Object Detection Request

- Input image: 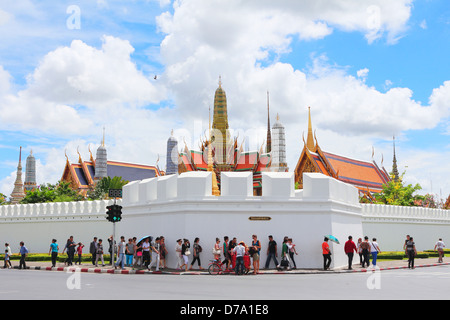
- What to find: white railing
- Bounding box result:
[362,203,450,222]
[0,199,120,220]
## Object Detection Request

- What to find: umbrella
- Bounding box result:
[325,235,340,244]
[137,235,152,246]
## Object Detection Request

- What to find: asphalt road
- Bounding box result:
[1,265,450,301]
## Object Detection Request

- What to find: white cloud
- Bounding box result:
[357,68,369,81]
[420,19,428,30]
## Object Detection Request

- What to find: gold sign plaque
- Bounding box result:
[248,216,271,221]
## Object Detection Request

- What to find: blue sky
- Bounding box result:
[0,0,449,200]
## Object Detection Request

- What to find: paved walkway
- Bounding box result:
[4,257,450,275]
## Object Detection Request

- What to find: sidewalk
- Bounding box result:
[3,257,450,275]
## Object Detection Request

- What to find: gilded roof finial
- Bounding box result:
[218,75,222,88]
[208,104,220,196]
[392,135,399,182]
[306,106,315,151]
[102,126,105,147]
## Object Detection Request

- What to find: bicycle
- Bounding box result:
[208,259,226,275]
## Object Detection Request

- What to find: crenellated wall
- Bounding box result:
[0,199,120,255]
[361,203,450,251]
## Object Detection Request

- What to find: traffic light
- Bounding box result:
[106,204,123,223]
[113,205,123,222]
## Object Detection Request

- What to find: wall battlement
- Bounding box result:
[122,171,360,207]
[0,199,120,222]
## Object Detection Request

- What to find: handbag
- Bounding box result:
[280,256,289,267]
[212,248,221,255]
[185,249,191,256]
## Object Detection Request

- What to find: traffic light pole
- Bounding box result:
[111,197,116,269]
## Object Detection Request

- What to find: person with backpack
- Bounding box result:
[189,237,203,270]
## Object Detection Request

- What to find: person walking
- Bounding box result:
[189,237,203,270]
[251,235,261,274]
[134,237,143,269]
[65,236,76,266]
[180,239,190,272]
[159,236,168,269]
[322,237,332,270]
[434,238,446,263]
[148,237,161,271]
[4,243,12,269]
[4,249,12,269]
[108,236,116,265]
[356,238,363,266]
[95,239,105,267]
[175,239,183,269]
[19,241,28,270]
[406,237,417,269]
[278,237,291,270]
[89,237,98,266]
[264,235,278,269]
[115,236,126,270]
[233,241,246,275]
[360,236,371,268]
[213,238,221,261]
[142,237,152,269]
[126,238,135,267]
[287,238,298,270]
[344,236,357,270]
[49,239,59,268]
[76,242,84,265]
[370,238,381,267]
[222,236,230,270]
[403,235,411,253]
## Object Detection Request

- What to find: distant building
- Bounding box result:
[10,147,25,204]
[61,133,162,195]
[270,113,288,172]
[165,130,179,175]
[24,150,37,191]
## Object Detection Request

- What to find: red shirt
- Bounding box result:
[344,240,357,254]
[322,242,330,254]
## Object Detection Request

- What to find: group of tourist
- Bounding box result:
[339,235,446,270]
[2,234,446,272]
[340,236,382,271]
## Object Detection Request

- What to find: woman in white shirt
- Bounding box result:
[434,238,446,263]
[370,238,381,267]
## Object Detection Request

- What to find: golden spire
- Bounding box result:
[306,106,315,151]
[102,126,105,147]
[266,91,271,153]
[208,105,220,196]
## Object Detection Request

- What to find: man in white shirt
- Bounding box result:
[148,237,160,271]
[370,238,381,267]
[115,236,126,270]
[434,238,446,263]
[233,241,246,275]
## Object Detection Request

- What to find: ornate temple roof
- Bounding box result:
[62,158,161,192]
[294,108,391,195]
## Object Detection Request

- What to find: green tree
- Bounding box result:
[373,172,423,206]
[20,181,85,204]
[88,176,129,200]
[0,193,7,205]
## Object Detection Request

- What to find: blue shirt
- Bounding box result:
[20,246,28,255]
[50,243,58,253]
